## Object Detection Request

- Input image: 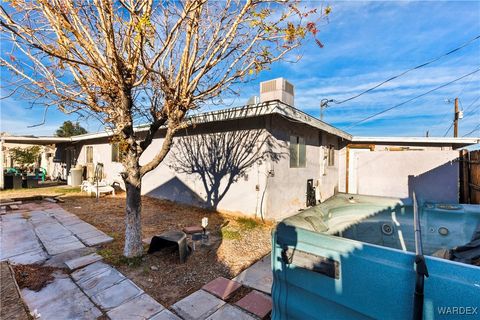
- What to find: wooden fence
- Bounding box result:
[460,149,480,204]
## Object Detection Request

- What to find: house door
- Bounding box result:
[65,147,76,177]
[346,145,374,194]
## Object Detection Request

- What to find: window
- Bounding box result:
[327,144,335,166]
[86,146,93,163]
[290,135,306,168]
[111,143,124,162]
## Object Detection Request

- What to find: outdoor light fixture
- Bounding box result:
[201,217,209,245]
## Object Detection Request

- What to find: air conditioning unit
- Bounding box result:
[259,78,294,106]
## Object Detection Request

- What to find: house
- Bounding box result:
[0,132,57,176]
[1,78,478,220]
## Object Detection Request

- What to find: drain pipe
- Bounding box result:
[412,192,429,320]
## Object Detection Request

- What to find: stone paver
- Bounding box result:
[43,247,96,268]
[82,233,114,246]
[65,252,103,270]
[71,261,113,282]
[21,273,102,320]
[64,221,99,234]
[5,250,48,265]
[0,215,46,264]
[235,290,272,319]
[171,290,225,320]
[107,293,165,320]
[202,277,241,300]
[233,254,272,294]
[42,235,85,255]
[76,265,125,296]
[206,304,256,320]
[90,279,143,311]
[35,221,73,241]
[149,309,182,320]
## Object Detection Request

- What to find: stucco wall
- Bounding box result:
[264,115,340,220]
[75,119,271,218]
[349,150,459,202]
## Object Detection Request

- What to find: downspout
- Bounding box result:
[345,144,375,193]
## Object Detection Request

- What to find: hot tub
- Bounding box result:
[272,194,480,320]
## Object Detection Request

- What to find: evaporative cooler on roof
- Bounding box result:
[259,78,295,107]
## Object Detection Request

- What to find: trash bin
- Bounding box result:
[70,168,83,186]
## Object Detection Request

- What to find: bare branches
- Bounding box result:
[1,0,328,176]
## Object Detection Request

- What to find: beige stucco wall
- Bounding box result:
[342,149,460,202]
[264,115,341,220]
[73,115,344,220]
[75,118,272,218]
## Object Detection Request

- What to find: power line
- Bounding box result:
[347,68,480,129]
[463,123,480,137]
[455,72,477,98]
[329,34,480,105]
[464,104,480,118]
[463,95,480,112]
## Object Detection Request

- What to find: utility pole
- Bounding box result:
[454,97,459,137]
[320,99,333,121]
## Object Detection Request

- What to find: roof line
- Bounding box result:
[351,136,480,144]
[2,101,479,146]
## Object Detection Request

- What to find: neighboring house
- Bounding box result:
[0,132,56,176]
[1,78,479,220]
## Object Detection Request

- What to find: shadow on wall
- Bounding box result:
[164,129,285,210]
[408,159,459,203]
[145,176,207,208]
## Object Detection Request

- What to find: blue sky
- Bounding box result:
[1,1,479,137]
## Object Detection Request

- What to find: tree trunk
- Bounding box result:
[123,164,143,258]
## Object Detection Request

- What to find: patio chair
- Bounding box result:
[82,163,115,197]
[83,180,116,196]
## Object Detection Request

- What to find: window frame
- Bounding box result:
[289,134,306,168]
[327,144,335,167]
[86,146,93,163]
[111,142,124,163]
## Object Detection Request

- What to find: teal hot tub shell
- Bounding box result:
[272,194,480,320]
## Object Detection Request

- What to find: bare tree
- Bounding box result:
[1,0,330,257]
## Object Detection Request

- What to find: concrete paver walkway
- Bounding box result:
[0,201,167,319]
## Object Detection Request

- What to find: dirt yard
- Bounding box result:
[2,186,274,306]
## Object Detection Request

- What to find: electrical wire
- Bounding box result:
[347,68,480,129]
[443,122,454,137]
[330,35,480,105]
[463,123,480,137]
[463,95,480,113]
